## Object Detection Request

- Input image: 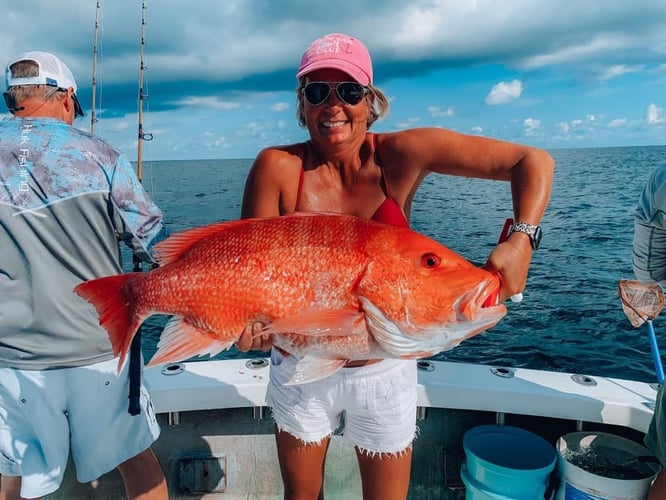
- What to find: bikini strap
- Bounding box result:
[372,133,391,199]
[372,132,382,165]
[295,143,307,210]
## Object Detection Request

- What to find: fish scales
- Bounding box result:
[74,213,506,382]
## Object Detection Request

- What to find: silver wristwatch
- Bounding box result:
[508,222,542,250]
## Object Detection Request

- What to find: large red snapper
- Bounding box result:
[74,213,506,383]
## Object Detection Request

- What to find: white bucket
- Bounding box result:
[555,431,661,500]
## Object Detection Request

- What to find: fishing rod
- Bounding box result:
[90,0,100,133]
[136,0,153,182]
[129,0,153,416]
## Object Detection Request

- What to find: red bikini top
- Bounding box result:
[296,135,409,228]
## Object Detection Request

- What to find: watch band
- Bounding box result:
[508,222,542,250]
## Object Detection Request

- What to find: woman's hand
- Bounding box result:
[483,234,532,302]
[236,321,273,352]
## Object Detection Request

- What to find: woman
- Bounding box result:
[239,33,554,500]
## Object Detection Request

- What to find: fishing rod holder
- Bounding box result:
[168,411,180,426]
[252,406,267,420]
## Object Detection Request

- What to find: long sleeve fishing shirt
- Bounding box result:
[0,117,168,369]
[634,164,666,284]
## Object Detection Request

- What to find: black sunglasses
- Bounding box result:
[70,93,84,118]
[302,81,369,106]
[52,86,84,117]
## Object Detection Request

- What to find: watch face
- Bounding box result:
[532,226,543,250]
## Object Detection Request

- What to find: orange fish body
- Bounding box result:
[74,213,506,382]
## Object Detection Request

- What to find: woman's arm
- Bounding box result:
[378,128,555,301]
[241,146,303,218]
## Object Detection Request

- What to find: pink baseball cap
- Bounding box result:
[297,33,373,86]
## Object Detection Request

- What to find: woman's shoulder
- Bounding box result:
[255,142,306,165]
[246,143,306,190]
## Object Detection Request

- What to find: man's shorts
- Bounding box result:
[0,357,161,499]
[267,349,417,455]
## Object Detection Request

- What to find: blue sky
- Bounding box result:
[3,0,666,160]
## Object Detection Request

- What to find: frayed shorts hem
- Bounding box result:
[275,422,416,458]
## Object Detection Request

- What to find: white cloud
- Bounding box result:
[270,102,290,112]
[608,118,626,128]
[599,64,642,81]
[427,106,455,118]
[647,103,664,124]
[172,96,240,110]
[396,117,421,129]
[485,80,523,105]
[524,118,541,136]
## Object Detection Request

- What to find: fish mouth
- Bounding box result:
[456,278,503,319]
[357,280,507,359]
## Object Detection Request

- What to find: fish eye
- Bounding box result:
[421,252,441,269]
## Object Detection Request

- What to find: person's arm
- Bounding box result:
[379,128,555,301]
[633,165,666,283]
[241,147,298,218]
[109,155,169,265]
[237,147,300,352]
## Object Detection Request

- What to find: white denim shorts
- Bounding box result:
[0,357,161,499]
[267,349,417,455]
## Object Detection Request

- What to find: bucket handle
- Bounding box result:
[544,468,560,500]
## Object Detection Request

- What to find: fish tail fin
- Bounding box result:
[74,273,143,371]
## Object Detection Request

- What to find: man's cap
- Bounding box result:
[6,51,78,91]
[5,51,83,116]
[297,33,373,86]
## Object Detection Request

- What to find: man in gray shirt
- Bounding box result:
[0,51,168,499]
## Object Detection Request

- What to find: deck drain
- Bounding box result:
[490,367,515,379]
[161,363,185,375]
[417,360,435,372]
[245,358,269,369]
[571,374,597,386]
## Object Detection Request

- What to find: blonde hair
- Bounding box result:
[296,79,389,129]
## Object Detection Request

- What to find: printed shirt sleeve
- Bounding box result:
[109,155,169,264]
[633,164,666,283]
[635,164,666,226]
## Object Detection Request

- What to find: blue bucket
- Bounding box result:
[462,425,557,499]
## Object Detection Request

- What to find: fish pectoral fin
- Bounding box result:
[147,316,234,367]
[262,309,365,337]
[284,356,347,385]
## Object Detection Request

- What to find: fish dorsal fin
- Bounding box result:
[153,213,338,266]
[146,316,234,366]
[153,219,249,265]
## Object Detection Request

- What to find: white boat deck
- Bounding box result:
[145,358,658,433]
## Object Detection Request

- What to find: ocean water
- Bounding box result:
[130,145,666,383]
